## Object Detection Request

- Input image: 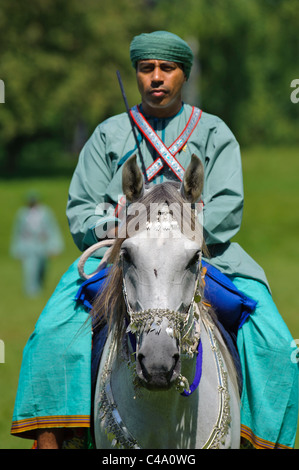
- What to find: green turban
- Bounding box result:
[130,31,193,79]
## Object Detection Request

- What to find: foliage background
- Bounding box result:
[1,0,298,175]
[0,0,298,449]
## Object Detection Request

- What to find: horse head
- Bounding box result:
[121,154,204,391]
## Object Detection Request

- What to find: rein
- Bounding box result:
[180,339,203,397]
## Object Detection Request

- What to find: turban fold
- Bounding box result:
[130,31,193,79]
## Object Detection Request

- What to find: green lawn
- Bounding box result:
[0,146,298,449]
[0,177,80,449]
[234,145,299,339]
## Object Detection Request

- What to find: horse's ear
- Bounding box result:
[122,154,145,202]
[181,154,204,203]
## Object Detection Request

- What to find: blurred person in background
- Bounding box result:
[10,191,64,297]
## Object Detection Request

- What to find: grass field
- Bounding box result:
[0,145,298,449]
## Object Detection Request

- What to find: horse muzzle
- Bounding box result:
[135,333,181,391]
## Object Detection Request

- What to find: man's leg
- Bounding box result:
[36,429,65,449]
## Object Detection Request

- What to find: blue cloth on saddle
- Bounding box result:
[75,260,257,335]
[75,266,111,311]
[201,260,257,334]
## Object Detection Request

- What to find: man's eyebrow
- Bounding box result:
[138,60,179,67]
[138,61,154,65]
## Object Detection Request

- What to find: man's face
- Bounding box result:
[136,59,186,118]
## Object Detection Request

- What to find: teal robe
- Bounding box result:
[11,104,298,448]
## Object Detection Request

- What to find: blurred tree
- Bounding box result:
[0,0,298,174]
[0,0,162,173]
[154,0,299,145]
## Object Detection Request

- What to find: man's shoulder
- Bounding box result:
[182,103,225,129]
[197,107,225,128]
[96,111,130,133]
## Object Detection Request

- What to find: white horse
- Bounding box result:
[90,155,241,449]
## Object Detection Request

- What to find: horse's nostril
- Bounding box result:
[173,353,180,366]
[137,352,144,366]
[170,353,181,382]
[137,353,151,381]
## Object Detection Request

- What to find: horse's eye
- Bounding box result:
[186,251,201,269]
[121,248,131,263]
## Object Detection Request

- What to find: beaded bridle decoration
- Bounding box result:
[123,286,202,394]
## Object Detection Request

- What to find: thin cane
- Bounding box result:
[116,70,149,185]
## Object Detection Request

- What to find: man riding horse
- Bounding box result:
[11,31,298,449]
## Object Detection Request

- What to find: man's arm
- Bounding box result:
[202,120,244,247]
[67,125,119,251]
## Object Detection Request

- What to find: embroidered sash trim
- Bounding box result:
[129,105,202,181]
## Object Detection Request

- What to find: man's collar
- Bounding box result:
[139,102,185,120]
